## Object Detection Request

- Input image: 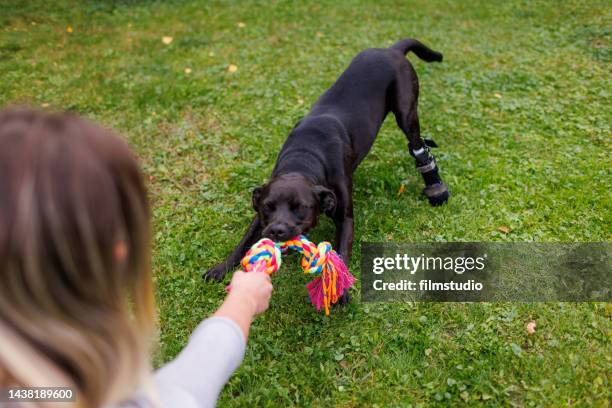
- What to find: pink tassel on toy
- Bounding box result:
[306,250,355,314]
[329,251,355,298]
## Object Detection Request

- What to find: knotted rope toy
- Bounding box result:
[236,235,356,315]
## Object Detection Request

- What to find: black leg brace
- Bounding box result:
[409,141,449,205]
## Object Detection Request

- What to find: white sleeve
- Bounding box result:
[153,316,246,408]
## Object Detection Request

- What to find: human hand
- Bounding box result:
[228,270,273,316]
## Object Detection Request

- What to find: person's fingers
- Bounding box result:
[259,295,271,312]
[254,271,271,280]
[231,270,245,282]
[256,273,271,285]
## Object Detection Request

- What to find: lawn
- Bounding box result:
[1,0,611,406]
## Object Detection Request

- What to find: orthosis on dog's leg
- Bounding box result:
[410,139,449,206]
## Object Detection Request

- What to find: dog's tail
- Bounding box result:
[391,38,443,62]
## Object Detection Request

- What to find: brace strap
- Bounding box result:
[410,144,436,173]
[416,157,437,173]
[410,146,429,160]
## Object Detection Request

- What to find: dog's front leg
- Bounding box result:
[203,215,262,281]
[331,181,354,262]
[332,186,354,305]
[334,215,354,306]
[334,216,354,263]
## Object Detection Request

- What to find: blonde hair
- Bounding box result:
[0,109,156,407]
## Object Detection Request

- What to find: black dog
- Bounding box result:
[204,38,449,290]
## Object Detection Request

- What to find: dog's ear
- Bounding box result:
[313,185,336,216]
[252,186,264,211]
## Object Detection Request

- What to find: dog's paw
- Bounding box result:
[203,264,228,282]
[334,291,352,307]
[423,183,449,206]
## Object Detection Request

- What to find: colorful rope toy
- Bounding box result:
[238,235,356,315]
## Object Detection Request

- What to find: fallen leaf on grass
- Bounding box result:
[162,36,173,45]
[526,321,536,334]
[397,183,405,196]
[424,348,432,356]
[316,31,324,38]
[494,92,502,99]
[227,64,238,73]
[498,226,511,234]
[184,68,192,74]
[237,22,246,28]
[66,26,73,33]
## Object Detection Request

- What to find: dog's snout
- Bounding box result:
[265,224,291,241]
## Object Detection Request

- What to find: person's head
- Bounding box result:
[0,108,155,407]
[252,173,336,242]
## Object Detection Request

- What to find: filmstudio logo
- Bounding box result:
[372,253,487,275]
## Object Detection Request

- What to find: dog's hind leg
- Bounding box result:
[392,77,449,205]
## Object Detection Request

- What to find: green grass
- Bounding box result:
[2,0,611,406]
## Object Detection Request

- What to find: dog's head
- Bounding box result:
[252,173,336,241]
